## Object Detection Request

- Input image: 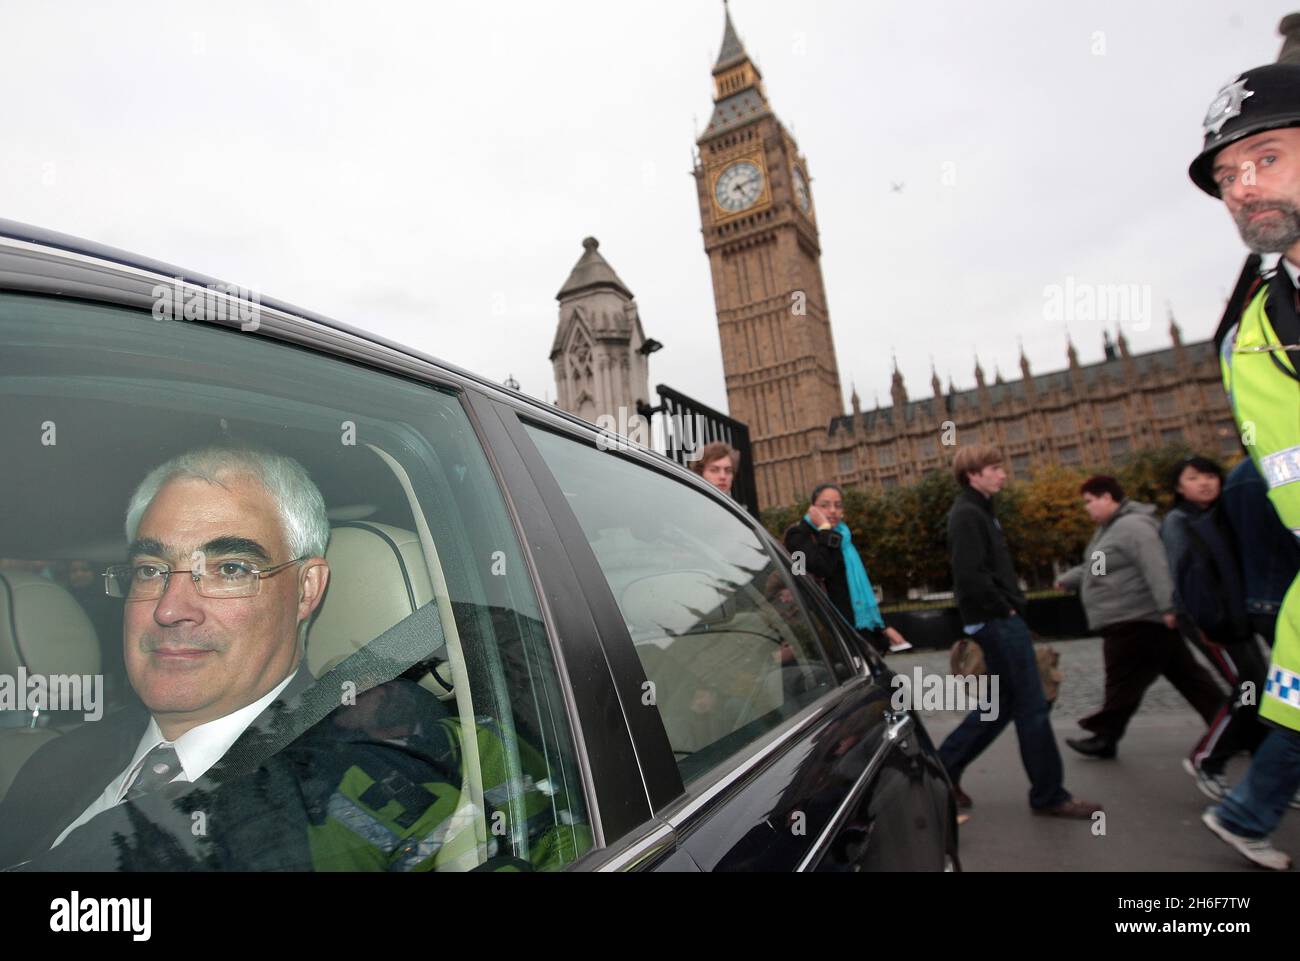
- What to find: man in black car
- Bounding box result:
[0,445,476,871]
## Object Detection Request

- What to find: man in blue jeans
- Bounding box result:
[938,445,1102,819]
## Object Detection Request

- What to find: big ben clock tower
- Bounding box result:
[694,3,845,510]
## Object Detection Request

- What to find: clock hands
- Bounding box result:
[731,175,759,195]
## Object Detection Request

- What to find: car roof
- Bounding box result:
[0,217,540,406]
[0,217,738,507]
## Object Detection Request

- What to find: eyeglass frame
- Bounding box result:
[103,556,309,600]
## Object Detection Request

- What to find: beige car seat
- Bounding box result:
[307,523,453,699]
[0,570,102,801]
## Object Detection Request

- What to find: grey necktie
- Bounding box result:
[124,743,182,801]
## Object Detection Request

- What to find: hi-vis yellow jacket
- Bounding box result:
[1222,279,1300,732]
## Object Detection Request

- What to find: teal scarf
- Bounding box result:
[805,515,884,631]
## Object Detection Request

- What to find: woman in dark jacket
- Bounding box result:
[1161,455,1274,801]
[783,483,912,655]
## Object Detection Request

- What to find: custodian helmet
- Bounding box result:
[1189,63,1300,196]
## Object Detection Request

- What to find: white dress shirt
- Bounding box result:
[51,671,298,849]
[1283,256,1300,291]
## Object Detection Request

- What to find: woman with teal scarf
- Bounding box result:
[782,483,913,655]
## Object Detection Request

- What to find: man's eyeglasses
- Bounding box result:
[104,557,307,600]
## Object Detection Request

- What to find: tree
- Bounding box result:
[761,502,803,545]
[1112,442,1242,516]
[911,469,961,591]
[999,464,1093,588]
[860,483,919,597]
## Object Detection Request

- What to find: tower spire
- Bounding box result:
[890,350,908,407]
[707,1,767,112]
[715,0,747,71]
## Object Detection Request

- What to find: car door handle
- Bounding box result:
[882,709,920,757]
[884,711,913,742]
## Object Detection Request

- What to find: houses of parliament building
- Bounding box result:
[551,5,1239,511]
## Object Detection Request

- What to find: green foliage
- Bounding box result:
[998,463,1093,587]
[761,443,1236,601]
[760,502,803,542]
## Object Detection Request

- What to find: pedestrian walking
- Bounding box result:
[1160,456,1272,798]
[937,445,1101,819]
[1056,475,1222,759]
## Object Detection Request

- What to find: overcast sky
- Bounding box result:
[3,0,1295,416]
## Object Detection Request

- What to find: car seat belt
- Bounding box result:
[207,602,447,784]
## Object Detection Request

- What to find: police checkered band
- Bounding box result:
[390,816,457,872]
[1260,446,1300,489]
[328,793,400,853]
[1265,665,1300,709]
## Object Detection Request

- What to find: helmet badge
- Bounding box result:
[1204,77,1255,138]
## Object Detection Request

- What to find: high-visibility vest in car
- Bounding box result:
[1221,284,1300,732]
[306,716,590,871]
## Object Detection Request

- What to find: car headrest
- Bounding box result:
[307,523,439,680]
[0,570,101,677]
[619,570,732,639]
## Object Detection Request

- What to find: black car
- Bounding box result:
[0,220,959,871]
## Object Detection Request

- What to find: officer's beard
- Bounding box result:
[1234,199,1300,253]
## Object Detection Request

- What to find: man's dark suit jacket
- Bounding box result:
[0,670,460,871]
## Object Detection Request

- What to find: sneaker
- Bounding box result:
[1291,790,1300,812]
[887,637,914,653]
[1201,809,1291,870]
[1183,758,1230,802]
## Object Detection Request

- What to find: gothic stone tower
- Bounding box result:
[551,236,652,426]
[694,5,844,509]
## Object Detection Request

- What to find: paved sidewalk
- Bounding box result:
[889,636,1300,871]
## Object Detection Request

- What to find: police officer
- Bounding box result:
[1189,63,1300,870]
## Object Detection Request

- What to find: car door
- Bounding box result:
[493,410,951,870]
[789,570,957,871]
[0,259,626,872]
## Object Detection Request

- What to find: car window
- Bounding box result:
[522,425,835,784]
[787,570,858,684]
[0,291,591,872]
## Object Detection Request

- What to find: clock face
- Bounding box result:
[793,166,811,213]
[715,161,765,213]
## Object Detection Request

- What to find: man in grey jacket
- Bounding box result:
[1056,475,1223,758]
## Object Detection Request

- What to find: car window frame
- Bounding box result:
[760,528,860,684]
[0,244,633,864]
[503,414,856,827]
